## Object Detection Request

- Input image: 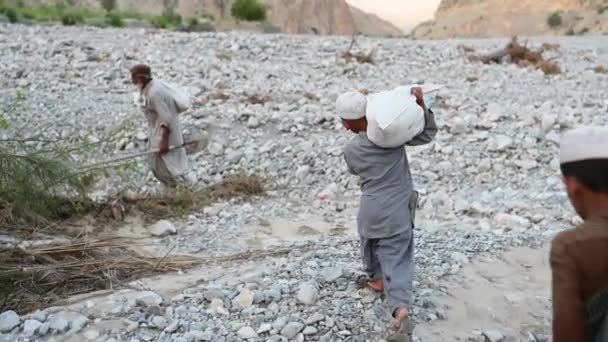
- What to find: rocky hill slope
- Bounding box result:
[411,0,608,38]
[22,0,403,36]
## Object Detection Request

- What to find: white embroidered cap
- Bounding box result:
[336,91,367,120]
[560,126,608,164]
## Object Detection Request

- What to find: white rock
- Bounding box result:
[84,329,100,340]
[38,322,50,336]
[297,283,319,305]
[483,330,505,342]
[514,159,538,170]
[136,291,164,307]
[246,116,261,128]
[164,320,179,333]
[494,213,531,229]
[237,326,258,339]
[272,317,288,331]
[69,314,89,333]
[23,319,42,337]
[305,313,325,325]
[148,220,177,237]
[208,142,225,156]
[541,114,557,132]
[152,316,168,330]
[449,117,467,134]
[487,135,513,151]
[321,267,343,283]
[32,310,47,323]
[281,322,305,339]
[303,326,318,335]
[233,289,255,308]
[0,311,20,333]
[49,317,69,333]
[295,165,311,180]
[257,323,272,334]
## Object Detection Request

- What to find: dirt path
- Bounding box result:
[416,246,552,341]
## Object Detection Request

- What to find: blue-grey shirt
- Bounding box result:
[344,109,437,239]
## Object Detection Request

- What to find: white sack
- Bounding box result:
[157,80,193,114]
[366,84,441,148]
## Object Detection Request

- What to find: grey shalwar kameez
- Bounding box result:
[343,108,437,314]
[141,80,190,188]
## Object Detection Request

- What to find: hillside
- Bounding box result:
[20,0,403,36]
[411,0,608,38]
[349,5,404,37]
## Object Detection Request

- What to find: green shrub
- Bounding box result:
[0,5,18,23]
[151,12,181,28]
[547,11,563,28]
[187,16,199,28]
[231,0,266,21]
[598,6,608,14]
[105,11,122,27]
[566,27,575,35]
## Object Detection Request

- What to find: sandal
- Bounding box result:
[387,308,415,342]
[356,275,384,292]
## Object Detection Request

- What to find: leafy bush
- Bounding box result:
[231,0,266,21]
[188,16,199,28]
[105,11,123,27]
[0,4,18,23]
[547,11,563,28]
[151,12,181,28]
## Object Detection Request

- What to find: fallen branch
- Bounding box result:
[340,31,375,65]
[0,236,293,313]
[467,36,561,75]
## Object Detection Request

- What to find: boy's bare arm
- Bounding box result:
[407,87,438,146]
[550,237,585,342]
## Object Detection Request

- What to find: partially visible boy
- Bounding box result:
[337,87,437,342]
[551,126,608,342]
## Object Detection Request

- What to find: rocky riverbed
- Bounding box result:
[1,23,608,341]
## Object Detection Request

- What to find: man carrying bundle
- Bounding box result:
[130,64,191,189]
[551,126,608,342]
[336,86,437,342]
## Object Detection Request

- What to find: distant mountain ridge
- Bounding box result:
[411,0,608,38]
[22,0,404,36]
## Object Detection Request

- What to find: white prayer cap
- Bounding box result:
[336,91,367,120]
[560,126,608,164]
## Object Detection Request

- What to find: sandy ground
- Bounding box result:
[57,217,554,341]
[416,246,552,341]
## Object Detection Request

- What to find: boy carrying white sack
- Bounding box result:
[336,86,438,342]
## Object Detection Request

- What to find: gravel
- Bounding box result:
[1,22,607,342]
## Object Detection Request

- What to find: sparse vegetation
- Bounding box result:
[231,0,267,22]
[594,65,608,74]
[598,6,608,14]
[0,1,187,29]
[0,4,18,23]
[151,11,182,28]
[547,11,563,28]
[105,11,123,27]
[468,36,561,75]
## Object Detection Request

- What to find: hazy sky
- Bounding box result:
[346,0,442,31]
